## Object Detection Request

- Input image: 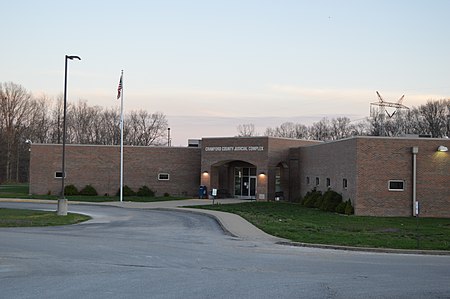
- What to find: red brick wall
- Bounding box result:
[291,137,450,217]
[29,137,450,217]
[30,144,201,197]
[356,137,450,217]
[201,137,318,200]
[291,138,358,204]
[267,138,321,200]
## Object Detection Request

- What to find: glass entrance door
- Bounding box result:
[234,167,257,199]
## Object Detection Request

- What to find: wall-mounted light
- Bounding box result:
[259,172,266,176]
[437,145,448,152]
[202,171,209,175]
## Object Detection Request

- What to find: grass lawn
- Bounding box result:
[195,202,450,251]
[0,183,190,202]
[0,183,29,196]
[0,208,91,227]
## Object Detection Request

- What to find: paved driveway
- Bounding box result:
[1,202,450,299]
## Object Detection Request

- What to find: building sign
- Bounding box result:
[205,146,265,152]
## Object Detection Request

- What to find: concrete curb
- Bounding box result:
[276,241,450,256]
[154,207,238,238]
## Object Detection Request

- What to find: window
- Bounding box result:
[315,177,320,186]
[326,178,331,188]
[388,180,405,191]
[275,167,282,192]
[343,178,348,189]
[158,173,170,181]
[55,171,65,179]
[306,176,310,185]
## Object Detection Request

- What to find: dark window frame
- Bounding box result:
[158,173,170,181]
[388,180,405,191]
[55,171,65,179]
[343,178,348,190]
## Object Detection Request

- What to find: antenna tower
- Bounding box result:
[370,91,410,136]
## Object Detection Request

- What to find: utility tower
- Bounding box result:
[370,91,410,136]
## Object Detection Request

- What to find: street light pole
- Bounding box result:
[59,55,81,216]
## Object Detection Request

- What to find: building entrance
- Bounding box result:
[234,167,257,199]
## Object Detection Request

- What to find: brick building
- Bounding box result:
[30,144,201,197]
[290,137,450,218]
[29,136,450,217]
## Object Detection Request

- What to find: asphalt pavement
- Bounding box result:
[1,198,449,255]
[1,199,450,298]
[0,198,284,243]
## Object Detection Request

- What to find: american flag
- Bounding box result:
[117,74,123,99]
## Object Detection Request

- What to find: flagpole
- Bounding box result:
[119,70,124,203]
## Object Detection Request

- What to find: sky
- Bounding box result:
[1,0,450,146]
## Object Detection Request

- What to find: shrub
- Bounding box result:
[163,192,170,197]
[117,185,136,196]
[335,201,347,214]
[302,188,322,208]
[300,190,313,205]
[302,194,314,207]
[320,190,343,212]
[314,190,326,208]
[79,184,98,196]
[345,199,354,215]
[136,185,155,197]
[64,184,78,196]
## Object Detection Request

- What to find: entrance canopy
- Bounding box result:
[200,136,311,201]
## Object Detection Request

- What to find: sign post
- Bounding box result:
[212,188,217,205]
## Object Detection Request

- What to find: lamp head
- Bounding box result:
[66,55,81,60]
[437,145,448,152]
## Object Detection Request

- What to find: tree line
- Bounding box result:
[0,82,168,183]
[237,99,450,140]
[2,81,449,183]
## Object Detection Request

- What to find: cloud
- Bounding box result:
[40,83,449,123]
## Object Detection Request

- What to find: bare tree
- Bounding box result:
[309,118,331,141]
[126,110,168,146]
[418,99,448,137]
[330,117,352,140]
[25,94,53,143]
[264,127,276,137]
[236,123,257,137]
[0,82,35,181]
[46,94,64,144]
[275,122,297,138]
[264,122,304,139]
[66,100,100,144]
[0,82,172,182]
[98,107,121,145]
[351,119,370,136]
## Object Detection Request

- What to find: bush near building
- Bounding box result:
[116,185,136,196]
[116,185,156,197]
[64,184,79,196]
[64,184,99,196]
[301,188,354,215]
[137,185,155,197]
[79,185,98,196]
